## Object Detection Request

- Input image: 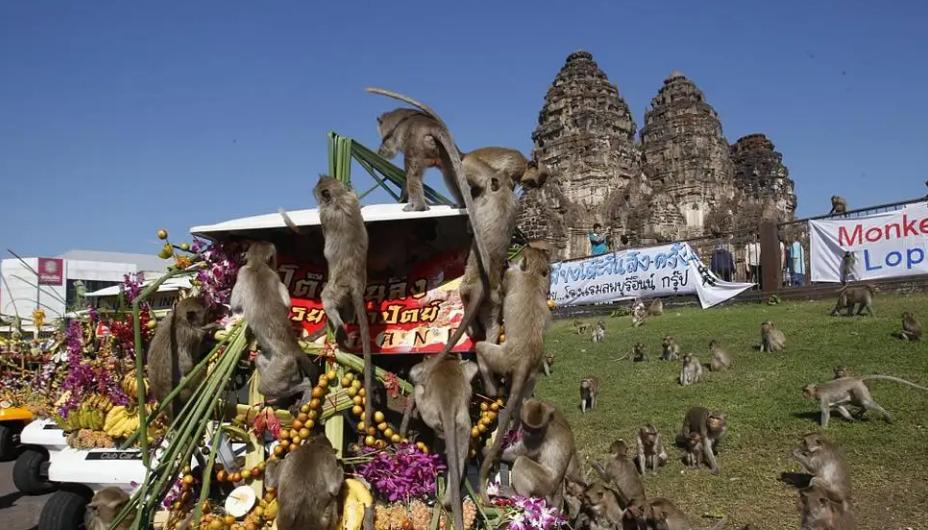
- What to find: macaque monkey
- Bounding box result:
[708,340,731,372]
[543,353,555,376]
[270,435,344,530]
[580,376,600,413]
[678,354,703,386]
[680,407,727,475]
[792,433,851,502]
[501,399,578,507]
[639,498,691,530]
[580,481,626,530]
[661,336,680,361]
[314,176,373,423]
[84,487,132,530]
[230,242,316,402]
[802,375,928,428]
[895,311,922,341]
[563,480,587,527]
[632,342,648,362]
[463,146,550,189]
[474,245,552,500]
[591,440,646,510]
[760,320,786,352]
[437,154,519,351]
[647,299,664,316]
[591,321,606,343]
[839,251,856,285]
[148,297,215,419]
[632,302,647,328]
[367,88,493,290]
[797,484,856,530]
[833,366,850,379]
[636,424,668,474]
[575,320,590,335]
[683,432,704,468]
[830,285,874,317]
[407,356,479,530]
[829,195,848,215]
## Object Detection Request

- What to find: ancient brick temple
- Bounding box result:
[518,51,797,260]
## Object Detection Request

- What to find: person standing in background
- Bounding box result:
[790,239,806,286]
[744,235,761,287]
[589,223,608,256]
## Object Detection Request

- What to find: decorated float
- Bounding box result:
[3,133,561,530]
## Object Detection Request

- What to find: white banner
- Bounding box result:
[549,242,754,309]
[809,202,928,282]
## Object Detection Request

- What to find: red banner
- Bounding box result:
[279,249,474,354]
[37,258,64,285]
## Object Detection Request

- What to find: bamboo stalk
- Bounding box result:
[119,329,234,449]
[113,325,248,529]
[192,427,223,528]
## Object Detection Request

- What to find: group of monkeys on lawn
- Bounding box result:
[567,285,925,530]
[133,88,927,530]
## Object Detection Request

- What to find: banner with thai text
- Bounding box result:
[549,242,754,309]
[809,202,928,282]
[279,249,473,355]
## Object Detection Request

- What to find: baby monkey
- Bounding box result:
[678,353,703,386]
[661,335,680,361]
[579,376,600,413]
[591,320,606,343]
[683,432,705,468]
[708,340,731,372]
[636,424,668,474]
[895,311,922,341]
[760,320,786,352]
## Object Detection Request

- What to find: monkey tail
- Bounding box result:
[366,87,448,130]
[366,87,493,287]
[442,408,466,530]
[860,375,928,391]
[706,516,727,530]
[353,289,374,427]
[478,358,525,501]
[278,208,301,234]
[432,290,484,366]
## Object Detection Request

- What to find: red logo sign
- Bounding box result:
[280,249,474,355]
[37,258,64,285]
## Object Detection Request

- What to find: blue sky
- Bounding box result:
[2,1,926,257]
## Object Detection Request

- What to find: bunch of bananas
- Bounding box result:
[103,405,142,438]
[57,406,106,432]
[121,372,149,398]
[339,478,373,530]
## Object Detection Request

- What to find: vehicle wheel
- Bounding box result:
[13,448,54,494]
[0,423,19,461]
[38,489,91,530]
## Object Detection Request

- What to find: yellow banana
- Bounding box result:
[345,478,372,506]
[339,478,372,530]
[105,406,127,431]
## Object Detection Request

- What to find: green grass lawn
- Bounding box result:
[536,293,928,529]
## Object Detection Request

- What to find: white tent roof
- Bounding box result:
[190,203,467,238]
[84,276,193,298]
